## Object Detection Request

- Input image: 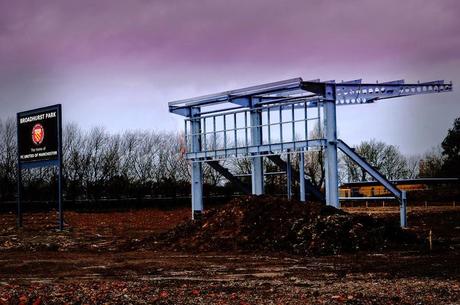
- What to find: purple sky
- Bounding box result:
[1,0,459,154]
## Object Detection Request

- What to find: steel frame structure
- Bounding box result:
[169,77,452,227]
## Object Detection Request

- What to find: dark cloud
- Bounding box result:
[0,0,459,154]
[1,0,459,72]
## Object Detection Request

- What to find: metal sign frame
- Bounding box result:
[16,104,64,230]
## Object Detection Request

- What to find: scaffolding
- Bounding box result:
[169,77,453,227]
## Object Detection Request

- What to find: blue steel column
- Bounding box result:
[250,99,264,195]
[190,107,203,219]
[324,85,339,208]
[299,149,306,202]
[400,191,407,228]
[324,145,330,204]
[286,151,292,200]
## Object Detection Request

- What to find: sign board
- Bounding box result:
[16,104,63,230]
[17,106,60,164]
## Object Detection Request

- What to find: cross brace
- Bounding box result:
[206,161,251,195]
[337,139,407,227]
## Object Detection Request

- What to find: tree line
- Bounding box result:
[0,117,458,203]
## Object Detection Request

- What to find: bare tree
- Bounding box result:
[342,139,409,182]
[419,146,444,178]
[101,134,121,182]
[161,132,190,183]
[85,127,108,199]
[119,131,138,181]
[0,118,17,200]
[133,131,159,184]
[10,118,428,201]
[406,155,421,179]
[62,123,88,199]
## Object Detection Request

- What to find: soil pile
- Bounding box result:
[160,196,416,255]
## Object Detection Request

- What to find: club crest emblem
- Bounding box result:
[32,123,45,145]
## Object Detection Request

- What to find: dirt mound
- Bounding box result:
[159,196,416,255]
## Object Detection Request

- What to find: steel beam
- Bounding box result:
[324,91,339,208]
[337,139,407,227]
[169,78,303,115]
[170,78,452,116]
[190,108,203,219]
[337,140,402,198]
[186,139,326,161]
[299,149,306,202]
[286,151,292,200]
[400,191,407,228]
[324,148,330,205]
[250,103,264,195]
[207,161,251,194]
[334,81,452,105]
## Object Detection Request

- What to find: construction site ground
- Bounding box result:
[0,204,459,305]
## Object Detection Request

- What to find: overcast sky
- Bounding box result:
[0,0,459,155]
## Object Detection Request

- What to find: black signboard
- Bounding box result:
[16,104,63,230]
[17,105,60,163]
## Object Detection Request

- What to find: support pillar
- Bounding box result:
[286,151,292,200]
[190,108,203,219]
[250,105,264,195]
[58,159,63,230]
[400,191,407,228]
[57,108,63,231]
[324,93,339,208]
[299,149,306,202]
[324,149,330,204]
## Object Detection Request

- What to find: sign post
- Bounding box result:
[17,104,63,230]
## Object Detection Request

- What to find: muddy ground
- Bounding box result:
[0,205,459,304]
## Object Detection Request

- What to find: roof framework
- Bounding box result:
[169,78,452,117]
